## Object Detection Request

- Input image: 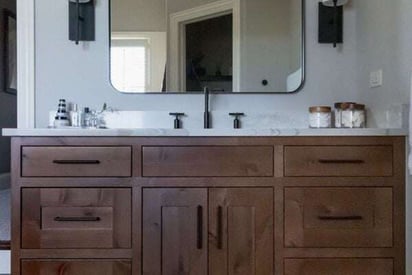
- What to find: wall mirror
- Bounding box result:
[110,0,304,93]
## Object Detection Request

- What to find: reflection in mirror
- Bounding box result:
[110,0,304,93]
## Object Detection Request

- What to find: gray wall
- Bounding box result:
[35,0,360,127]
[0,0,17,174]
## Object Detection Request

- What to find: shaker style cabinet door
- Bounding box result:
[209,188,274,275]
[142,188,208,275]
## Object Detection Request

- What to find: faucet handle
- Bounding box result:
[169,112,185,129]
[229,113,245,129]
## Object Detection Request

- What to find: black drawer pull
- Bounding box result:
[318,215,363,221]
[318,159,365,164]
[53,160,101,165]
[54,216,101,222]
[197,206,203,250]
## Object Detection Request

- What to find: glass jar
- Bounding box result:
[309,106,332,128]
[334,102,355,128]
[341,103,366,128]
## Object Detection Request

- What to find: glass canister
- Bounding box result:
[309,106,332,128]
[334,102,355,128]
[341,103,366,128]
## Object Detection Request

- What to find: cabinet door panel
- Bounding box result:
[21,260,131,275]
[209,188,274,275]
[142,188,207,275]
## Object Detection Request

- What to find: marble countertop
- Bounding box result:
[1,128,408,137]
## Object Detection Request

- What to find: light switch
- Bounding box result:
[370,70,383,88]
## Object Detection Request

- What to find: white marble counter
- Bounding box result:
[2,128,408,137]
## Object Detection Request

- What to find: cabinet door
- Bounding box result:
[209,188,274,275]
[142,188,208,275]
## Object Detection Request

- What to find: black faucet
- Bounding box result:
[204,87,211,129]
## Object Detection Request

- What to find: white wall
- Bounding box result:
[35,0,360,127]
[0,251,10,274]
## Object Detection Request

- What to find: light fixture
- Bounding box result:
[318,0,349,48]
[69,0,95,45]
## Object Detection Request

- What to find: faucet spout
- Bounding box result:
[204,87,211,129]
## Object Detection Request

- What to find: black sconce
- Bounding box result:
[69,0,95,45]
[318,0,348,48]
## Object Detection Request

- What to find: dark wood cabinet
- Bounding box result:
[10,136,405,274]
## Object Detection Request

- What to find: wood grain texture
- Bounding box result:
[142,188,208,275]
[284,146,393,177]
[21,188,131,249]
[142,146,274,177]
[284,258,393,275]
[284,187,393,248]
[22,146,132,177]
[209,188,274,275]
[21,260,132,275]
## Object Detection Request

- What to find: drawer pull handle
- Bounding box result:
[53,160,101,165]
[217,206,223,250]
[54,216,101,222]
[318,159,365,164]
[318,215,363,221]
[197,206,203,250]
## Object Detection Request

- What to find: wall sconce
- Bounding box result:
[69,0,95,45]
[318,0,348,48]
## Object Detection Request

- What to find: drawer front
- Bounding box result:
[284,259,393,275]
[22,146,132,177]
[284,187,392,248]
[22,188,131,249]
[142,146,274,177]
[21,260,132,275]
[284,146,393,177]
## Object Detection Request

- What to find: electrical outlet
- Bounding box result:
[370,70,383,88]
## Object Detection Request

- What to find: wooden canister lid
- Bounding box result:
[309,106,332,113]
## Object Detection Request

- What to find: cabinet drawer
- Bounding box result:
[22,188,131,249]
[284,146,393,177]
[21,260,131,275]
[142,146,274,177]
[22,146,132,177]
[284,187,392,248]
[284,258,393,275]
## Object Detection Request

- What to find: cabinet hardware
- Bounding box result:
[318,159,365,164]
[54,216,101,222]
[53,160,101,165]
[197,206,203,249]
[217,206,223,250]
[318,215,363,221]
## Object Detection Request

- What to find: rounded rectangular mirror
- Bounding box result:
[110,0,304,93]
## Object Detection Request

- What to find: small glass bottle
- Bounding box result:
[309,106,332,128]
[334,102,356,128]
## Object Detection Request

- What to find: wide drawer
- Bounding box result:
[21,188,131,249]
[284,145,393,177]
[284,258,393,275]
[284,187,393,248]
[21,146,132,177]
[21,260,131,275]
[142,146,274,177]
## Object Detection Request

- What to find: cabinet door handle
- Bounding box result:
[54,216,101,222]
[53,160,101,165]
[318,215,363,221]
[217,206,223,250]
[318,159,365,164]
[197,206,203,250]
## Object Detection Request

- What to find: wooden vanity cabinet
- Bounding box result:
[10,136,405,275]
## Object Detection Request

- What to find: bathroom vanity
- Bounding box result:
[3,129,406,275]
